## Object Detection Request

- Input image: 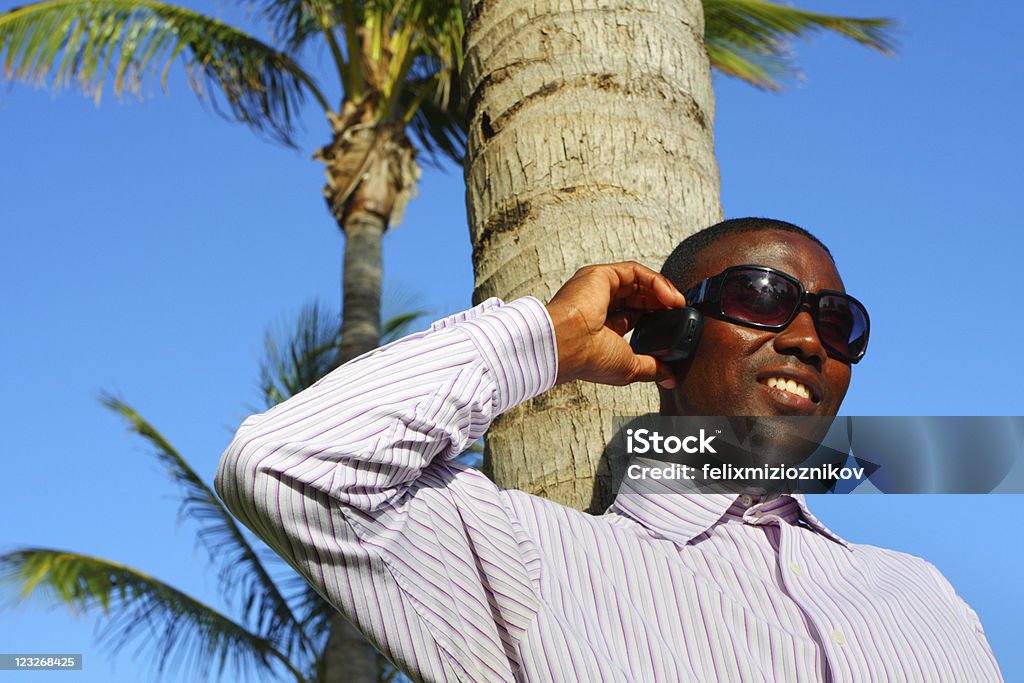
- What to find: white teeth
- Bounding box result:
[764,377,811,400]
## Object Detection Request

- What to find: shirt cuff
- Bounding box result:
[454,296,558,415]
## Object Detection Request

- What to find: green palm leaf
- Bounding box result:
[0,549,306,682]
[703,0,896,90]
[246,0,333,52]
[97,393,314,661]
[258,300,341,408]
[281,573,333,643]
[258,300,429,408]
[0,0,328,144]
[381,309,429,344]
[401,71,465,166]
[372,0,463,118]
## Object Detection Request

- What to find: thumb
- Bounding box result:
[631,354,677,389]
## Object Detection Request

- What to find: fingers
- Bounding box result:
[604,312,677,388]
[549,263,686,389]
[605,262,686,310]
[619,294,673,311]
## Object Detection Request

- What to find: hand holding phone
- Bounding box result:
[544,262,686,388]
[629,307,703,362]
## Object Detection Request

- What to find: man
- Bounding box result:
[215,218,1002,681]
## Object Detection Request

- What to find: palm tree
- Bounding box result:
[2,1,462,678]
[0,303,428,682]
[461,0,896,511]
[0,0,464,373]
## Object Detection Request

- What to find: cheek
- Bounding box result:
[700,320,770,361]
[735,327,775,356]
[825,364,852,406]
[689,327,771,397]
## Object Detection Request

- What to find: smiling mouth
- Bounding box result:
[761,376,817,402]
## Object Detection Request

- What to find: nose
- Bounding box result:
[773,309,826,369]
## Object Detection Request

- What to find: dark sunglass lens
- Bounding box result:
[720,270,798,326]
[818,295,869,359]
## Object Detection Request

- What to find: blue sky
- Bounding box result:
[2,0,1022,680]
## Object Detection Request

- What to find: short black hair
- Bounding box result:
[661,217,833,291]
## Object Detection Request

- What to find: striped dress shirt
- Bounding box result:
[214,296,1002,682]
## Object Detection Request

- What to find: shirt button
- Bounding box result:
[788,562,802,576]
[831,629,846,646]
[739,494,754,508]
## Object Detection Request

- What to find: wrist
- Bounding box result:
[545,301,586,385]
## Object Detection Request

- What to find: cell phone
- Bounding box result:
[630,307,703,362]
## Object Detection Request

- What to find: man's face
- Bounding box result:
[661,229,852,418]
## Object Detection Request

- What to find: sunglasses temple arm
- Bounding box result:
[683,279,710,306]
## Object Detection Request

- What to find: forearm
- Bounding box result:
[213,296,557,531]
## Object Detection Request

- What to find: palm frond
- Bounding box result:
[97,393,313,661]
[248,0,319,51]
[281,575,333,643]
[258,300,341,408]
[258,300,430,406]
[374,0,462,116]
[239,0,351,104]
[380,309,429,344]
[401,71,465,167]
[0,0,329,145]
[250,0,347,58]
[703,0,896,90]
[0,548,306,682]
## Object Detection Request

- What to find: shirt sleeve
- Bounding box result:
[214,296,557,683]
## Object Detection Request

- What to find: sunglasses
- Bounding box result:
[683,265,870,364]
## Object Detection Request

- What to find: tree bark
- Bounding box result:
[462,0,722,511]
[337,208,384,365]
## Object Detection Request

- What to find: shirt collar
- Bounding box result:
[606,477,850,549]
[787,492,849,547]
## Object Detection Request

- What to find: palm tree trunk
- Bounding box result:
[322,615,378,683]
[463,0,723,512]
[338,207,383,365]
